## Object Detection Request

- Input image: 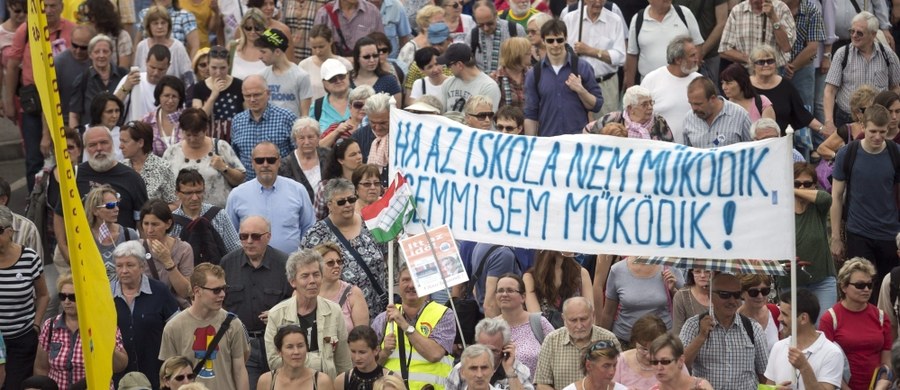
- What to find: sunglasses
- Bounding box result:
[210,46,229,59]
[445,2,459,8]
[713,290,743,300]
[327,74,347,83]
[848,29,865,37]
[243,24,263,32]
[199,285,228,294]
[378,47,390,54]
[58,292,76,302]
[468,111,494,120]
[253,156,278,164]
[745,287,771,297]
[325,259,345,267]
[239,232,269,241]
[497,125,518,133]
[361,54,379,60]
[584,340,617,360]
[334,196,358,206]
[358,181,382,188]
[848,281,874,290]
[352,100,366,110]
[72,42,89,51]
[169,373,197,381]
[97,201,120,209]
[794,180,815,189]
[649,358,676,366]
[754,58,776,66]
[544,37,565,44]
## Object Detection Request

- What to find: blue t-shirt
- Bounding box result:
[832,142,900,240]
[470,243,522,311]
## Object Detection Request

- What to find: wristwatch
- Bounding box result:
[823,52,832,59]
[405,325,416,335]
[772,22,782,30]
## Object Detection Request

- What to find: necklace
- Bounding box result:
[581,376,611,390]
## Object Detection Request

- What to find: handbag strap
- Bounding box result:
[397,324,410,388]
[193,313,236,375]
[324,218,385,297]
[143,240,160,280]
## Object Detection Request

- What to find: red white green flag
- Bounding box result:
[361,172,415,242]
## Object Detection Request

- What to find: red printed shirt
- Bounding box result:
[9,18,75,86]
[38,314,125,389]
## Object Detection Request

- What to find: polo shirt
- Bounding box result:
[682,97,752,148]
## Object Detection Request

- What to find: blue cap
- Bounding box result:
[427,22,451,45]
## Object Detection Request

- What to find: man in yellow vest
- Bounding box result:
[373,262,457,390]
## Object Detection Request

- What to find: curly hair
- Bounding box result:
[84,0,123,37]
[528,250,582,310]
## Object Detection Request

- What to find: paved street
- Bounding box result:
[0,117,27,214]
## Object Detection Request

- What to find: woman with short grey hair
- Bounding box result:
[301,178,387,320]
[583,85,674,142]
[280,116,332,202]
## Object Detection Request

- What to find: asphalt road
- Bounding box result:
[0,116,29,215]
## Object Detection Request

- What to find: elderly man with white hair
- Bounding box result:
[582,85,674,141]
[353,92,393,174]
[751,117,806,162]
[458,344,504,390]
[446,318,532,390]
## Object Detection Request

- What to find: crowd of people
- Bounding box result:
[2,0,900,388]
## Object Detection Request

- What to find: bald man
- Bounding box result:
[220,215,293,388]
[231,75,299,180]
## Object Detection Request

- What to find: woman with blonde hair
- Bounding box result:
[494,37,531,109]
[564,340,627,390]
[464,95,495,130]
[160,356,196,389]
[229,9,267,79]
[134,5,195,84]
[373,375,406,390]
[84,185,139,279]
[397,5,445,68]
[819,257,892,390]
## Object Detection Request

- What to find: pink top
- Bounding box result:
[614,352,690,389]
[325,280,355,332]
[507,315,555,382]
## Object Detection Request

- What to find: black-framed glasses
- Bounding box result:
[754,58,776,66]
[325,259,345,267]
[97,201,120,209]
[649,358,676,366]
[848,281,874,290]
[358,181,382,188]
[327,74,347,83]
[361,54,378,60]
[239,232,269,241]
[168,373,197,381]
[210,46,229,59]
[199,285,228,294]
[745,287,771,297]
[352,100,366,110]
[467,111,494,120]
[544,37,565,44]
[794,180,815,188]
[58,292,76,302]
[253,156,278,164]
[72,42,89,51]
[496,288,521,295]
[0,226,11,235]
[713,290,743,300]
[334,196,358,206]
[496,125,519,133]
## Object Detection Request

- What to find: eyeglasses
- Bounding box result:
[496,125,519,132]
[794,180,815,189]
[445,2,460,8]
[243,24,263,32]
[713,290,743,300]
[378,47,390,54]
[210,46,229,59]
[97,201,120,209]
[352,100,366,110]
[333,196,358,206]
[0,226,10,235]
[178,190,205,197]
[361,54,379,60]
[168,373,197,381]
[848,281,874,290]
[467,111,494,120]
[745,287,771,297]
[649,358,676,366]
[199,285,228,294]
[327,74,347,83]
[476,20,496,29]
[848,29,866,37]
[544,37,565,45]
[358,181,382,187]
[526,29,538,35]
[72,42,89,51]
[638,100,654,108]
[239,232,269,241]
[754,58,776,66]
[325,259,345,267]
[496,288,521,295]
[58,293,76,302]
[253,156,278,164]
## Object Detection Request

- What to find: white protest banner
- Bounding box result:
[389,107,795,260]
[399,225,468,296]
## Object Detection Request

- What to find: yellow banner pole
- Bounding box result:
[26,0,118,387]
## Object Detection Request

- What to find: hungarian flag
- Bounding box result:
[361,172,415,242]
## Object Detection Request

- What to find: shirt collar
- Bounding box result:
[111,275,153,298]
[242,249,273,269]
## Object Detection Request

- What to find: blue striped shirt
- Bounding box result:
[790,0,826,60]
[231,104,298,181]
[682,97,752,148]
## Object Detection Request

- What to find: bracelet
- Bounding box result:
[165,264,176,271]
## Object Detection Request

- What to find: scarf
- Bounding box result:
[368,134,389,168]
[623,109,652,139]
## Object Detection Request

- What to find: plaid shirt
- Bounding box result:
[719,0,796,67]
[826,43,900,112]
[534,326,621,389]
[283,0,331,60]
[39,315,125,390]
[790,0,825,61]
[680,314,769,390]
[231,104,298,181]
[683,97,752,147]
[138,7,198,45]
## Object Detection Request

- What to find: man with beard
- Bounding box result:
[680,274,768,390]
[466,0,525,74]
[226,142,315,254]
[682,76,751,148]
[639,36,702,144]
[498,0,541,28]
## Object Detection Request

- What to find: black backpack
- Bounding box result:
[470,19,519,54]
[172,207,229,265]
[633,5,688,54]
[698,312,755,346]
[532,44,581,92]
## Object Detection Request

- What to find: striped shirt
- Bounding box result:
[682,97,752,148]
[0,247,43,338]
[11,213,44,261]
[680,314,769,390]
[825,43,900,112]
[283,0,331,60]
[790,0,825,61]
[719,0,796,67]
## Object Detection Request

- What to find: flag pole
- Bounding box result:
[418,222,468,350]
[387,238,395,335]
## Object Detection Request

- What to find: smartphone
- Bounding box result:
[130,66,139,73]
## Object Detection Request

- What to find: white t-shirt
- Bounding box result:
[133,39,194,84]
[115,73,157,122]
[231,52,266,80]
[639,66,701,145]
[409,77,446,101]
[627,5,704,76]
[764,332,844,389]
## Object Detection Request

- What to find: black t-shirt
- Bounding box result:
[755,79,815,135]
[298,310,319,352]
[191,78,245,122]
[54,163,149,229]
